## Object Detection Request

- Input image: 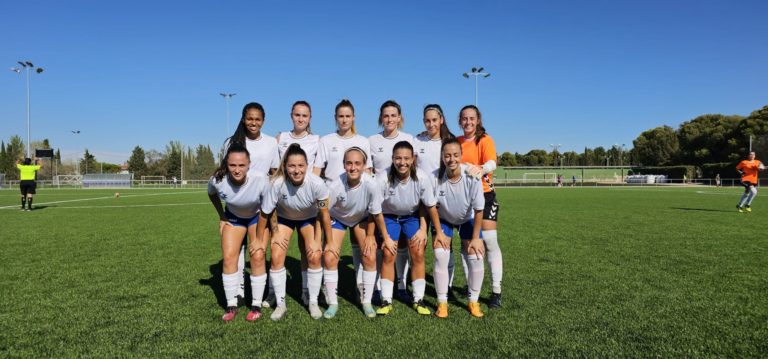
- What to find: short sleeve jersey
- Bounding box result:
[277,131,320,169]
[433,165,485,225]
[315,133,372,184]
[413,133,442,175]
[328,172,382,227]
[368,131,414,175]
[262,173,329,221]
[17,164,41,181]
[376,168,436,216]
[736,159,763,183]
[207,168,269,219]
[224,135,280,174]
[458,134,497,193]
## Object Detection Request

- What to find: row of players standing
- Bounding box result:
[207,99,504,321]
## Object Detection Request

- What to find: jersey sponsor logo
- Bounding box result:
[378,147,384,152]
[388,189,395,196]
[335,195,346,204]
[419,149,425,154]
[331,146,339,152]
[220,192,227,199]
[281,194,288,200]
[438,190,445,197]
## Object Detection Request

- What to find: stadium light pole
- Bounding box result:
[10,61,44,158]
[462,67,490,106]
[549,144,562,167]
[220,93,236,138]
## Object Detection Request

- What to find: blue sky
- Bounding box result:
[1,0,766,164]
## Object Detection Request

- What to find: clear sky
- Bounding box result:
[1,0,766,164]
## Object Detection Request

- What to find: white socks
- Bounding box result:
[748,187,758,206]
[483,230,503,294]
[464,252,485,302]
[447,246,456,287]
[238,244,246,296]
[396,246,410,290]
[381,279,394,303]
[307,268,322,304]
[362,270,377,304]
[270,267,287,307]
[222,272,240,307]
[323,269,339,305]
[433,248,450,303]
[412,278,426,302]
[250,273,267,307]
[351,243,362,286]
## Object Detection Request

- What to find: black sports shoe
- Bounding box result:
[488,292,502,308]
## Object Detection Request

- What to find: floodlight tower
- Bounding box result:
[550,144,562,167]
[219,93,236,138]
[462,67,491,106]
[10,61,44,158]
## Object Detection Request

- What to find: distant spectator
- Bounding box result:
[715,173,721,187]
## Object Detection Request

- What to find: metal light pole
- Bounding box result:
[220,93,236,137]
[549,144,562,167]
[462,67,490,106]
[10,61,44,158]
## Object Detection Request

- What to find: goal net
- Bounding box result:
[140,176,166,186]
[522,172,557,183]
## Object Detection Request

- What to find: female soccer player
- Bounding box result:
[736,151,765,212]
[16,157,42,211]
[207,144,270,322]
[314,99,372,300]
[324,147,387,318]
[369,100,415,302]
[253,144,332,321]
[457,105,504,308]
[375,141,448,316]
[433,138,486,318]
[225,102,281,302]
[275,100,321,306]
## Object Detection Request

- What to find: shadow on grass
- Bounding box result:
[199,260,226,309]
[671,207,734,213]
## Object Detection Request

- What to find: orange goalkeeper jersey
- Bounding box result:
[736,159,762,183]
[458,134,497,193]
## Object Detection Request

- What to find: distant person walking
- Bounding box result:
[736,151,764,213]
[16,158,42,211]
[715,173,721,187]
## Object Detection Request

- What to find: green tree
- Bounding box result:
[677,114,741,165]
[165,141,183,179]
[192,144,217,180]
[498,152,517,166]
[521,149,548,166]
[733,105,768,161]
[633,126,680,166]
[80,149,98,174]
[127,146,147,176]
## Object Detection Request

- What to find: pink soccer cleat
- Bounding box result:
[221,306,237,322]
[245,307,262,322]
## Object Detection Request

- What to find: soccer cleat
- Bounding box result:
[323,304,338,319]
[362,303,376,318]
[221,306,238,322]
[737,206,744,213]
[745,205,752,212]
[468,301,484,318]
[262,291,276,309]
[309,303,323,320]
[270,305,287,321]
[396,289,412,303]
[488,293,503,308]
[413,300,431,315]
[435,303,449,318]
[376,301,394,316]
[245,306,262,322]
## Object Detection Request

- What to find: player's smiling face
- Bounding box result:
[291,104,311,133]
[335,107,355,133]
[423,109,443,139]
[392,147,414,179]
[227,152,250,184]
[285,154,307,185]
[442,143,462,172]
[459,108,479,137]
[749,152,755,161]
[380,106,401,134]
[243,108,265,138]
[344,150,365,183]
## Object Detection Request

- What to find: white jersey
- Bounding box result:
[207,168,269,219]
[262,172,329,221]
[413,133,442,175]
[224,135,280,174]
[376,168,436,216]
[315,133,372,184]
[328,172,382,227]
[277,131,320,169]
[433,165,485,225]
[368,131,414,175]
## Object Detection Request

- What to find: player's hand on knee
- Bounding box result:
[468,238,485,259]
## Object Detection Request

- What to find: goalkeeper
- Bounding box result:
[736,151,764,212]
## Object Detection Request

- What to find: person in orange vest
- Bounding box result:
[736,151,765,212]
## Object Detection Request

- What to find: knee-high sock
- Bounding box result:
[433,248,450,303]
[27,197,33,209]
[270,267,287,307]
[395,247,409,290]
[307,268,322,304]
[21,197,26,209]
[375,249,383,290]
[222,272,240,307]
[464,252,485,302]
[362,270,376,304]
[447,245,456,288]
[380,279,394,303]
[237,245,246,296]
[412,279,426,302]
[460,248,469,285]
[250,273,267,307]
[483,230,503,294]
[351,242,362,286]
[739,190,751,207]
[747,186,758,206]
[323,269,339,305]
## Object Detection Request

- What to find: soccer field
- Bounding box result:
[1,186,766,357]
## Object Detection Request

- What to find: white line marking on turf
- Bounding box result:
[49,202,209,209]
[0,191,202,210]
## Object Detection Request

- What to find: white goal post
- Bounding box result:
[522,172,557,183]
[140,176,166,185]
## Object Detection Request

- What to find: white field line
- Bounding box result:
[0,191,203,210]
[46,202,209,209]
